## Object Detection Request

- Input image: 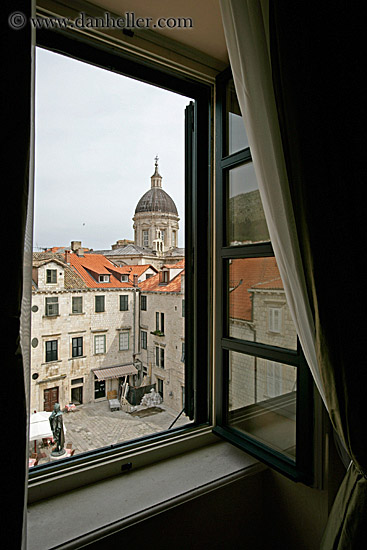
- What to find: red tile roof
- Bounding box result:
[69,254,134,288]
[229,257,283,321]
[106,264,157,283]
[140,269,185,293]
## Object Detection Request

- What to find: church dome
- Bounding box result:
[135,187,178,215]
[134,157,178,216]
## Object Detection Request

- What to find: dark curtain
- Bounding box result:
[4,0,32,547]
[270,3,367,548]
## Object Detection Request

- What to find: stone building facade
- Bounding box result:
[30,251,186,415]
[138,262,185,413]
[228,257,297,411]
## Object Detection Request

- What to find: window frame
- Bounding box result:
[72,336,83,358]
[141,295,147,311]
[95,295,105,313]
[45,339,58,362]
[119,295,129,311]
[141,330,147,350]
[46,268,57,284]
[94,334,106,355]
[45,296,59,317]
[119,331,129,351]
[72,295,83,314]
[213,68,314,484]
[29,21,212,498]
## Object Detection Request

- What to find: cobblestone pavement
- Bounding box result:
[31,401,190,466]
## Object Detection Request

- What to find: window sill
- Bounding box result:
[27,440,264,550]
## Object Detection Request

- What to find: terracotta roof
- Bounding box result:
[105,264,157,283]
[69,254,134,288]
[140,269,185,293]
[229,257,283,321]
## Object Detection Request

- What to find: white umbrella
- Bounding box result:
[29,411,53,442]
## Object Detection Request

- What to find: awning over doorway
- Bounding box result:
[93,364,138,380]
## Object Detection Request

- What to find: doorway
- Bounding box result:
[44,386,59,412]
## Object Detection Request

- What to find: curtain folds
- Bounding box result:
[220,1,366,548]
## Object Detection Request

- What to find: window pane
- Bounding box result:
[227,257,297,350]
[226,162,270,246]
[226,80,249,155]
[228,351,297,460]
[30,47,193,469]
[72,296,83,314]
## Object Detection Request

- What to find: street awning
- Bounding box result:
[93,364,138,380]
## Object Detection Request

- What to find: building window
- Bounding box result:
[142,230,149,247]
[45,340,58,362]
[156,312,164,334]
[95,295,105,313]
[182,299,185,317]
[141,295,147,311]
[160,270,169,284]
[157,378,164,399]
[45,297,59,316]
[120,295,129,311]
[181,342,185,362]
[172,231,176,248]
[99,274,110,283]
[46,269,57,284]
[156,346,165,368]
[72,337,83,358]
[72,296,83,314]
[94,334,106,354]
[119,331,129,351]
[269,307,282,333]
[141,330,147,350]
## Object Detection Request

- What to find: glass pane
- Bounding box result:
[226,79,249,154]
[29,47,192,470]
[228,257,297,350]
[226,163,270,246]
[228,351,297,460]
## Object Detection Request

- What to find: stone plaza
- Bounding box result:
[31,401,190,466]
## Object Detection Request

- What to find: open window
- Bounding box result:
[28,18,211,497]
[213,69,314,483]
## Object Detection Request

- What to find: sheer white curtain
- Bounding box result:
[219,0,326,406]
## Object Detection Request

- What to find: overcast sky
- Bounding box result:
[34,47,191,251]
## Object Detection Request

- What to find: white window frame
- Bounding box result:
[94,334,106,355]
[119,331,129,351]
[268,306,282,333]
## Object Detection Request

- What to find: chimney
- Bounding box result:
[71,241,82,252]
[64,250,70,264]
[77,248,84,257]
[133,274,139,287]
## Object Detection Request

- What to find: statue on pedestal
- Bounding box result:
[49,403,66,456]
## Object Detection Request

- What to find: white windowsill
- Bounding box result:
[27,441,264,549]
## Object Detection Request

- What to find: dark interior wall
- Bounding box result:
[77,472,268,550]
[72,463,339,550]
